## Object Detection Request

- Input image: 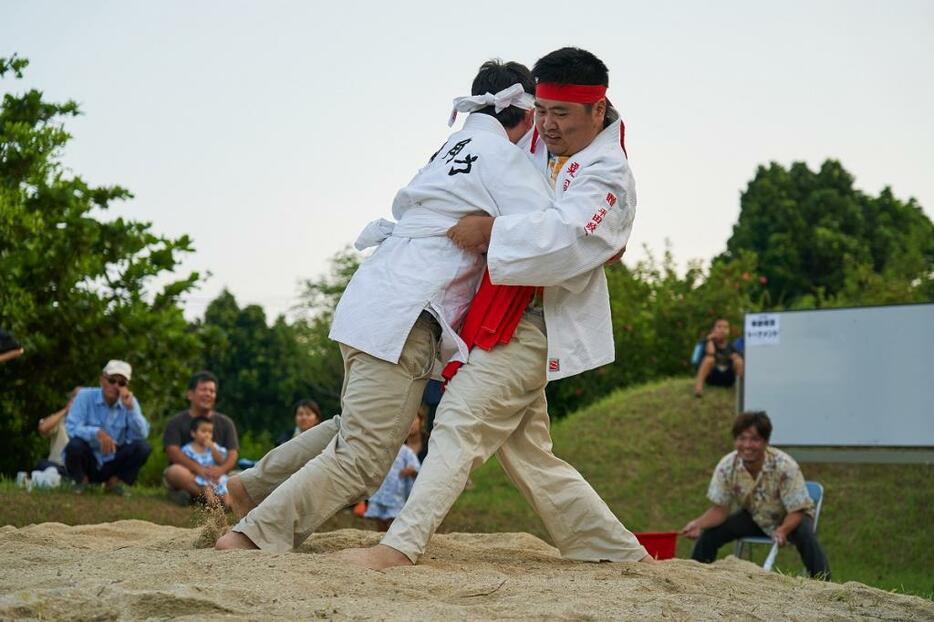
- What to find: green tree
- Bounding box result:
[546,246,765,416]
[0,55,201,475]
[193,285,348,441]
[293,247,360,416]
[721,160,933,305]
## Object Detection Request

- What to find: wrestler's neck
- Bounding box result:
[505,110,534,144]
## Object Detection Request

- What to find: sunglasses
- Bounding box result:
[106,376,129,387]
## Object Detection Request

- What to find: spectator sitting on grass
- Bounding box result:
[182,416,232,508]
[63,360,151,495]
[275,399,322,446]
[680,411,831,580]
[693,318,744,398]
[35,386,81,476]
[163,371,239,506]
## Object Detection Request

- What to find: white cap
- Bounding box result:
[102,360,132,381]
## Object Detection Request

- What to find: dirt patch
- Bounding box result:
[0,521,930,621]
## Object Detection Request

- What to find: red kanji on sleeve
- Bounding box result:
[548,358,560,372]
[605,192,617,207]
[567,162,580,177]
[584,222,598,235]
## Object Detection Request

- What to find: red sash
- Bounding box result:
[441,270,534,382]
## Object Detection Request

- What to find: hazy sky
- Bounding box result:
[3,1,932,320]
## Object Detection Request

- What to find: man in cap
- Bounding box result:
[64,360,151,494]
[340,47,649,569]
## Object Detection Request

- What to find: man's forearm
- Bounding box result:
[38,407,67,436]
[696,505,730,529]
[488,210,631,287]
[776,510,804,536]
[0,348,23,364]
[72,423,102,444]
[125,402,150,440]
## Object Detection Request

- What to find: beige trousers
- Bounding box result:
[381,315,647,563]
[233,313,439,552]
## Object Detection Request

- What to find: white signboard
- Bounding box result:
[743,304,934,447]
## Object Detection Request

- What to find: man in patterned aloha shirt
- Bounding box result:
[681,411,831,579]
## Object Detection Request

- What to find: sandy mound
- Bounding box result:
[0,521,930,621]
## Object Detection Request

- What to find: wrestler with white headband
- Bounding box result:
[216,59,556,554]
[448,82,535,127]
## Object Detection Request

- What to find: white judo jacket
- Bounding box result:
[330,113,553,365]
[487,119,636,380]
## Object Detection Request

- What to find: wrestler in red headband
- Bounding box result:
[530,48,625,157]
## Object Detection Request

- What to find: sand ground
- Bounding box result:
[1,520,931,621]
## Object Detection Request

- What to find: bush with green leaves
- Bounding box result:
[0,55,200,475]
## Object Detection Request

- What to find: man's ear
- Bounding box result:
[523,108,534,130]
[594,98,607,122]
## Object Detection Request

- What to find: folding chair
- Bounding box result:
[734,481,823,571]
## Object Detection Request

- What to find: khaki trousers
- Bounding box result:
[381,315,647,563]
[233,313,439,552]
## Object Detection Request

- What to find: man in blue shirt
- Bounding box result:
[64,360,151,494]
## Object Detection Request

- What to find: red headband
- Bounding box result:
[535,82,607,104]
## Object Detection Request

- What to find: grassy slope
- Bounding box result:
[441,378,933,598]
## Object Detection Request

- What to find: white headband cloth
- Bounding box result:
[448,83,535,127]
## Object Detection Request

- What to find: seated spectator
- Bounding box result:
[694,318,744,398]
[35,386,81,475]
[182,416,232,507]
[680,411,831,580]
[0,329,24,364]
[275,399,322,446]
[364,415,422,531]
[163,371,239,506]
[64,360,151,495]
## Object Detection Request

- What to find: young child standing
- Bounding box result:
[364,415,422,531]
[182,416,230,507]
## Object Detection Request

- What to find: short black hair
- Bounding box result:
[190,415,214,434]
[187,370,218,391]
[294,399,322,418]
[533,47,609,87]
[470,59,534,130]
[533,47,618,127]
[732,411,773,442]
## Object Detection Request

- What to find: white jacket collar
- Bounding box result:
[462,113,510,140]
[573,119,624,162]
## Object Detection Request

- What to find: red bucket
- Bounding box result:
[634,531,677,560]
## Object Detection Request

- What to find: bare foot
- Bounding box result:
[215,530,259,551]
[226,476,256,520]
[693,387,703,398]
[336,544,414,570]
